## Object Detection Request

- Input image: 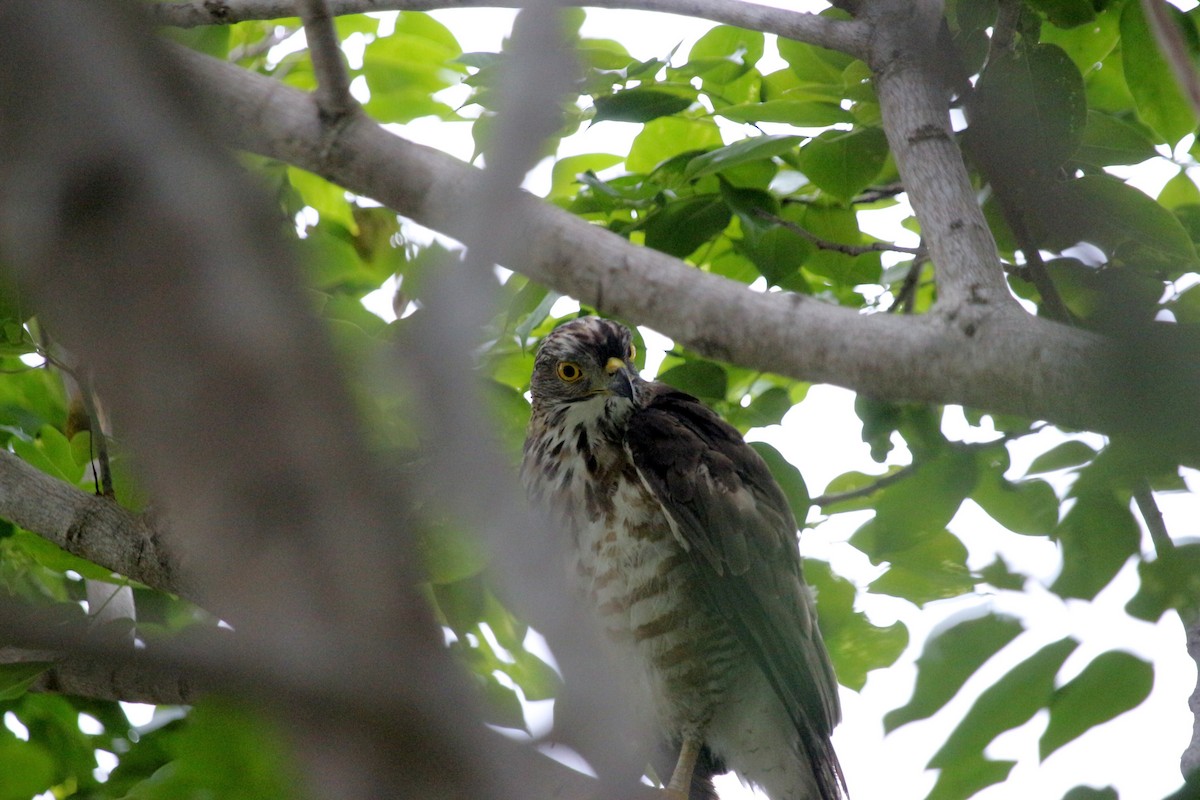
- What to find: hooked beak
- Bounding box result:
[605,356,637,400]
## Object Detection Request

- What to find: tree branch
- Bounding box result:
[1134,480,1174,558]
[166,44,1200,456]
[755,208,922,256]
[0,450,188,597]
[296,0,357,121]
[150,0,873,60]
[810,463,917,507]
[860,1,1015,313]
[0,4,524,798]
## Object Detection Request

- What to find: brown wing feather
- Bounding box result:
[625,381,844,798]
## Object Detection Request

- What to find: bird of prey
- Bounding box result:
[521,317,845,800]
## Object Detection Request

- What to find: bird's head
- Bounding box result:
[530,317,641,410]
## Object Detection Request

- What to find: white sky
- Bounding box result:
[337,4,1200,799]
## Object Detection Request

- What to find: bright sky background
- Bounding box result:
[344,3,1197,798]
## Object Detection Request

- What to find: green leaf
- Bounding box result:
[296,226,370,291]
[684,135,802,180]
[973,466,1059,535]
[592,87,695,123]
[656,360,727,400]
[867,529,975,605]
[885,612,1025,732]
[795,128,889,202]
[795,205,881,286]
[715,100,853,127]
[1074,110,1160,167]
[777,35,853,85]
[1028,0,1095,28]
[928,638,1079,797]
[0,739,55,800]
[360,13,464,124]
[1048,174,1199,271]
[1062,788,1118,800]
[627,117,723,173]
[926,757,1016,800]
[1040,650,1153,758]
[1040,7,1120,72]
[979,555,1028,591]
[971,43,1088,174]
[1121,1,1199,144]
[643,196,732,258]
[850,449,978,560]
[417,519,488,584]
[1160,169,1200,210]
[506,649,563,702]
[729,387,794,430]
[11,425,84,485]
[548,154,623,200]
[1026,440,1098,474]
[739,223,811,286]
[683,26,764,85]
[391,11,461,52]
[1050,491,1140,600]
[0,661,52,700]
[10,527,121,580]
[1126,542,1200,621]
[806,559,908,691]
[431,575,487,633]
[161,25,231,58]
[287,167,357,234]
[819,468,906,513]
[130,698,301,799]
[481,673,528,731]
[748,442,809,521]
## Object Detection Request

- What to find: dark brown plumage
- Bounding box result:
[522,316,845,800]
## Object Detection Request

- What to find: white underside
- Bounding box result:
[705,665,822,800]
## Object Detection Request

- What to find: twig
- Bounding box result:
[853,183,905,204]
[295,0,356,121]
[77,371,115,499]
[754,208,923,257]
[1133,479,1174,557]
[228,25,293,62]
[810,462,918,507]
[989,0,1022,58]
[150,0,874,60]
[1142,0,1200,118]
[888,244,928,314]
[811,423,1046,507]
[1012,237,1073,323]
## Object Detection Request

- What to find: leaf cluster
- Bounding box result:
[1,1,1198,798]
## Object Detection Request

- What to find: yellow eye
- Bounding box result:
[557,361,584,382]
[628,343,637,361]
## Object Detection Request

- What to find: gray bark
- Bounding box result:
[150,0,873,57]
[170,45,1199,455]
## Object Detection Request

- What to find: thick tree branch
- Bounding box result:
[0,4,524,798]
[0,450,189,597]
[150,0,873,60]
[861,1,1015,313]
[2,597,649,800]
[168,45,1200,455]
[31,655,199,705]
[389,0,648,781]
[296,0,357,120]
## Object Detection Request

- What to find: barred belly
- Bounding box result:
[573,482,743,737]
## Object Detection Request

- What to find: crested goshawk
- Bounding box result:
[521,317,845,800]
